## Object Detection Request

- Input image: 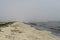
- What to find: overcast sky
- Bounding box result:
[0,0,59,22]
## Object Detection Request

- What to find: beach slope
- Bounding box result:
[0,22,59,40]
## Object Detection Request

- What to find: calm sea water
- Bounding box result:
[25,22,60,38]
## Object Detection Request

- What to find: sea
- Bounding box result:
[25,21,60,38]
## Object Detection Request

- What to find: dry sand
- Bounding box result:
[0,22,59,40]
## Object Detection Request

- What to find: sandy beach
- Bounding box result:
[0,22,59,40]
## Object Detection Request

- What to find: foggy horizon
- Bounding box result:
[0,0,59,22]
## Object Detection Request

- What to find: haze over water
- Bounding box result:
[0,0,59,22]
